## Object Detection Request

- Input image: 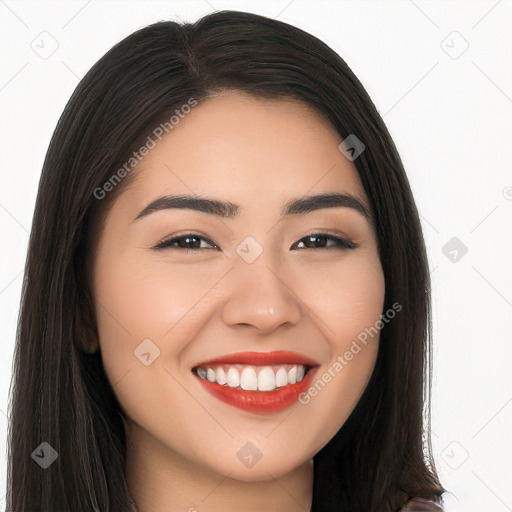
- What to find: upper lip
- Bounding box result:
[192,350,320,368]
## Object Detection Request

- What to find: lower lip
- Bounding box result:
[194,368,317,414]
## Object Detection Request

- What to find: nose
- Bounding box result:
[221,259,303,334]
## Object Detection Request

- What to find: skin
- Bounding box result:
[91,90,385,512]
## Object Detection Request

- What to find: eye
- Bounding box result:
[153,232,356,252]
[291,233,356,250]
[154,234,218,251]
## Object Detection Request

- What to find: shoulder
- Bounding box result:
[398,497,444,511]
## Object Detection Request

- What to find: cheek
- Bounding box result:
[290,254,385,440]
[92,250,232,408]
[294,252,385,346]
[92,254,229,438]
[94,254,223,343]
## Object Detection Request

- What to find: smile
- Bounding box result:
[191,351,319,413]
[194,363,308,390]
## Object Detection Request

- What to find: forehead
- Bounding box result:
[125,91,367,208]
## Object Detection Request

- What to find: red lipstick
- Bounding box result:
[195,350,319,368]
[192,351,319,414]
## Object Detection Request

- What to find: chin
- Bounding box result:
[205,450,311,483]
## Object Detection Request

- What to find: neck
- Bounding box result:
[124,419,314,512]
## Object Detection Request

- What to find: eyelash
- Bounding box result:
[153,233,357,251]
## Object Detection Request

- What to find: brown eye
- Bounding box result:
[154,234,218,251]
[291,234,356,250]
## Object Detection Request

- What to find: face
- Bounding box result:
[92,90,385,482]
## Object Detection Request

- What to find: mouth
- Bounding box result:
[191,351,319,414]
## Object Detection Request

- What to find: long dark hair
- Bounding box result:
[7,10,444,511]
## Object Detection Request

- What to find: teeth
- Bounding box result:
[226,368,240,388]
[275,368,288,387]
[240,367,258,390]
[216,367,226,385]
[258,366,275,391]
[195,364,308,391]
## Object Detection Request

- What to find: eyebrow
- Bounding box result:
[133,192,371,222]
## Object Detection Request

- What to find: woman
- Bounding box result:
[7,10,445,512]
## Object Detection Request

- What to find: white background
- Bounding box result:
[1,1,511,510]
